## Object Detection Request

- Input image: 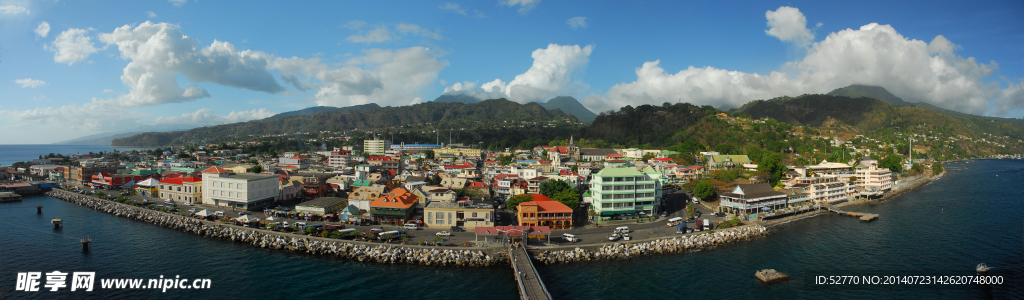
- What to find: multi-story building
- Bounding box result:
[856,163,894,192]
[588,167,661,218]
[158,176,202,204]
[368,188,418,225]
[719,183,788,216]
[328,149,351,168]
[527,176,549,194]
[200,166,279,210]
[424,197,494,229]
[279,155,310,170]
[516,194,573,229]
[66,165,117,185]
[493,174,519,197]
[364,138,387,155]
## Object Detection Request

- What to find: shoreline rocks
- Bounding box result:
[755,269,790,284]
[532,225,770,264]
[46,190,507,267]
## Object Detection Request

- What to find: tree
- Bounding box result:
[540,180,572,198]
[249,165,263,173]
[553,189,580,209]
[757,153,788,186]
[932,162,944,174]
[641,152,657,161]
[425,150,435,160]
[247,158,259,164]
[879,155,904,173]
[694,180,715,200]
[505,194,533,213]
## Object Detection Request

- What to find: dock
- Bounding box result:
[828,207,879,221]
[509,244,552,300]
[0,192,22,202]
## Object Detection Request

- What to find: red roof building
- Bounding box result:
[516,196,573,229]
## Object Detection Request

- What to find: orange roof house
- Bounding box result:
[517,194,573,229]
[368,188,419,224]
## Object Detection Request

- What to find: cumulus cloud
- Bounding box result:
[168,0,187,7]
[15,78,45,88]
[345,25,394,44]
[765,6,814,47]
[443,44,592,104]
[585,21,1007,115]
[97,21,284,106]
[994,80,1024,116]
[35,21,50,38]
[146,11,157,18]
[47,28,99,65]
[440,3,486,18]
[566,17,587,29]
[155,108,275,125]
[396,23,444,40]
[500,0,540,14]
[0,5,28,15]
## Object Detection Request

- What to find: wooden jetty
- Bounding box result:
[828,207,879,221]
[509,244,552,300]
[0,192,21,202]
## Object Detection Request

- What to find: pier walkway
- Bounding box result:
[509,243,552,300]
[828,207,879,221]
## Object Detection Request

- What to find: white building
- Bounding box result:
[856,163,894,193]
[201,166,279,210]
[364,138,387,155]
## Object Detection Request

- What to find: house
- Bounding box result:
[439,177,469,189]
[493,174,519,197]
[705,155,751,169]
[526,176,550,194]
[279,155,310,170]
[368,188,418,225]
[92,173,144,188]
[200,166,279,210]
[158,176,202,204]
[516,194,573,229]
[348,186,386,211]
[719,183,788,216]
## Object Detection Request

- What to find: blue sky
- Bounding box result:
[2,0,1022,144]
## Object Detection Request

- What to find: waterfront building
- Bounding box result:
[856,162,894,192]
[368,188,418,225]
[515,194,573,229]
[719,183,788,216]
[200,166,279,210]
[588,167,661,219]
[424,197,494,229]
[158,176,202,204]
[294,197,347,215]
[92,173,144,188]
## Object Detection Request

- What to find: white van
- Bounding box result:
[404,223,419,230]
[667,217,683,226]
[703,219,711,231]
[379,230,402,238]
[562,233,579,243]
[615,226,630,234]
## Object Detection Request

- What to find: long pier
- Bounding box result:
[828,207,879,221]
[509,244,552,300]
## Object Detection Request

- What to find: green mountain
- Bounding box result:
[266,103,381,119]
[826,84,913,107]
[433,94,482,104]
[112,99,581,146]
[537,96,597,124]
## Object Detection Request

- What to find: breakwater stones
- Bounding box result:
[533,225,770,264]
[755,269,790,284]
[46,191,506,267]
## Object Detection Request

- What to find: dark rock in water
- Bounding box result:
[756,269,790,284]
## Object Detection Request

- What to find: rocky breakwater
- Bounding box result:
[533,225,769,264]
[46,191,508,267]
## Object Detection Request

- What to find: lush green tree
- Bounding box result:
[641,152,657,161]
[540,180,572,198]
[932,162,944,174]
[694,180,715,200]
[879,155,904,173]
[553,189,580,209]
[505,194,533,213]
[247,158,259,164]
[757,153,788,186]
[713,144,738,155]
[425,150,435,159]
[249,165,263,173]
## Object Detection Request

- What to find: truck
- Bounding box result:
[695,219,703,231]
[703,219,711,231]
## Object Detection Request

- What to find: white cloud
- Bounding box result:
[97,21,284,107]
[0,5,28,15]
[586,21,1007,115]
[15,78,45,88]
[440,3,486,18]
[500,0,540,14]
[994,79,1024,116]
[396,23,443,40]
[345,25,394,44]
[765,6,814,47]
[440,3,466,15]
[146,11,157,18]
[168,0,187,7]
[155,108,275,125]
[101,89,114,93]
[47,28,99,65]
[566,17,587,29]
[443,44,593,103]
[35,22,50,38]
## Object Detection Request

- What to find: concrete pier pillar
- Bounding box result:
[36,205,43,214]
[81,237,91,252]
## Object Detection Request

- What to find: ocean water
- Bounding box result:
[1,156,1022,298]
[0,144,157,167]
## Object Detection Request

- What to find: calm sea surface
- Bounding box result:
[1,145,1022,299]
[0,144,158,167]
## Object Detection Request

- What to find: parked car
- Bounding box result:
[622,233,631,241]
[562,233,579,243]
[368,228,383,234]
[608,233,621,241]
[436,231,451,237]
[449,226,465,232]
[187,208,198,214]
[238,211,250,215]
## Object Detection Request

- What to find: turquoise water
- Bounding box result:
[1,157,1022,298]
[0,144,157,167]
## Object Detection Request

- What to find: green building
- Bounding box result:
[589,167,661,220]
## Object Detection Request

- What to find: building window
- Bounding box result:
[472,212,477,218]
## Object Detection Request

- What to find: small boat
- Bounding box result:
[976,263,990,275]
[52,217,62,229]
